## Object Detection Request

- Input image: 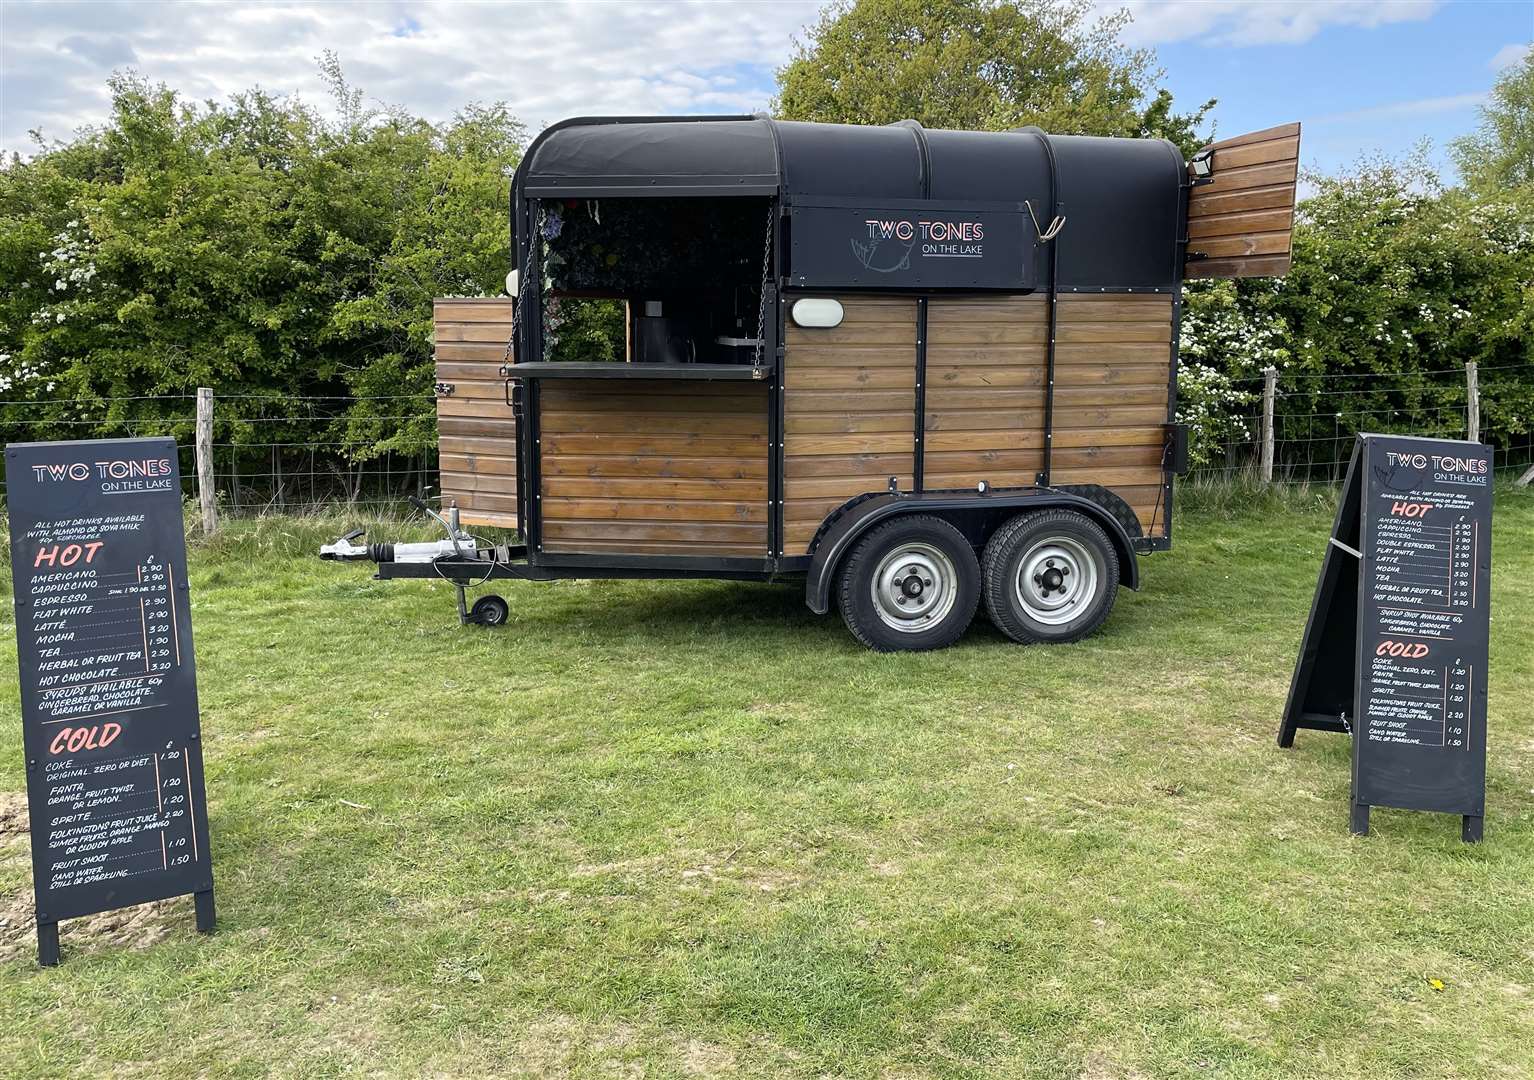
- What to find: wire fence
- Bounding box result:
[0,366,1529,522]
[1185,362,1534,484]
[0,394,441,517]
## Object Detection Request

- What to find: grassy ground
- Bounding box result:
[0,491,1530,1079]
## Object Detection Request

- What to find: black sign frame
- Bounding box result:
[788,197,1035,291]
[1279,434,1492,842]
[6,437,214,965]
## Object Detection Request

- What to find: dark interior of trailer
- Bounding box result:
[538,196,773,366]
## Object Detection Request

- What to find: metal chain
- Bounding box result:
[753,203,775,365]
[506,203,545,368]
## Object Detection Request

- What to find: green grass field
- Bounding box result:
[0,491,1531,1079]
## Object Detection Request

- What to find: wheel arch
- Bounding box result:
[804,491,1140,615]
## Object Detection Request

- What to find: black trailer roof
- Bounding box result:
[518,115,1188,290]
[522,117,781,197]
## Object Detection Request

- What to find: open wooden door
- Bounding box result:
[433,298,519,530]
[1185,122,1300,279]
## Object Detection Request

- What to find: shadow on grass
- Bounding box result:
[485,578,1040,655]
[491,578,836,644]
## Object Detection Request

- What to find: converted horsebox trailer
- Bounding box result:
[322,116,1301,651]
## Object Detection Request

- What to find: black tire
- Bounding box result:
[836,515,980,652]
[981,510,1119,645]
[470,594,510,627]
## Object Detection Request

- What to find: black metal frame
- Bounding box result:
[373,554,783,585]
[767,284,785,558]
[768,119,790,560]
[508,362,773,381]
[1154,159,1196,551]
[913,297,928,492]
[1020,126,1062,488]
[1040,251,1059,487]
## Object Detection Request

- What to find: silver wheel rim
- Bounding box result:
[870,542,958,634]
[1014,536,1101,626]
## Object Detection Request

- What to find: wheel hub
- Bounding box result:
[1016,538,1100,626]
[1035,561,1069,596]
[871,544,956,633]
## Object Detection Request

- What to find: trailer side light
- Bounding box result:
[790,298,844,328]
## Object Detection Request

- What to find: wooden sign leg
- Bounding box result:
[194,889,216,933]
[1350,802,1370,836]
[37,920,59,967]
[1462,815,1484,844]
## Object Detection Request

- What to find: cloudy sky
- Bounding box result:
[1,0,1529,176]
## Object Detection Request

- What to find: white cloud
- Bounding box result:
[1306,92,1486,126]
[1,0,823,156]
[1109,0,1441,47]
[1489,42,1531,70]
[0,0,1480,159]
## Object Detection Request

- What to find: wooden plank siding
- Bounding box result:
[437,290,1174,558]
[538,380,770,557]
[924,295,1048,494]
[1052,294,1175,535]
[924,293,1174,536]
[434,298,519,530]
[783,297,918,554]
[1185,122,1300,280]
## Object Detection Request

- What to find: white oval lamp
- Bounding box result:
[790,298,844,328]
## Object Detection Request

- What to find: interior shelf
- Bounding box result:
[503,362,772,381]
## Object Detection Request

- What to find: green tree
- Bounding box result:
[1452,50,1534,192]
[774,0,1213,155]
[1187,150,1534,474]
[0,62,525,471]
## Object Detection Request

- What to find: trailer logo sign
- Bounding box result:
[793,203,1030,290]
[853,217,988,274]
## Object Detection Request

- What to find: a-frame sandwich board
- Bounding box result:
[1279,434,1492,843]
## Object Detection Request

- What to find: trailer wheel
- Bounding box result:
[836,515,980,652]
[982,510,1118,645]
[470,594,510,627]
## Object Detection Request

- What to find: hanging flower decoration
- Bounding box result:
[541,205,564,241]
[541,197,763,295]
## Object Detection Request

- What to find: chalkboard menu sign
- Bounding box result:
[1279,434,1492,842]
[5,438,214,965]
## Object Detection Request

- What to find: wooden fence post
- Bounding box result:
[1465,361,1480,444]
[1261,366,1277,484]
[196,387,218,536]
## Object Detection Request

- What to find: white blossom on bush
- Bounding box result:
[37,221,99,296]
[0,353,52,394]
[1176,281,1285,468]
